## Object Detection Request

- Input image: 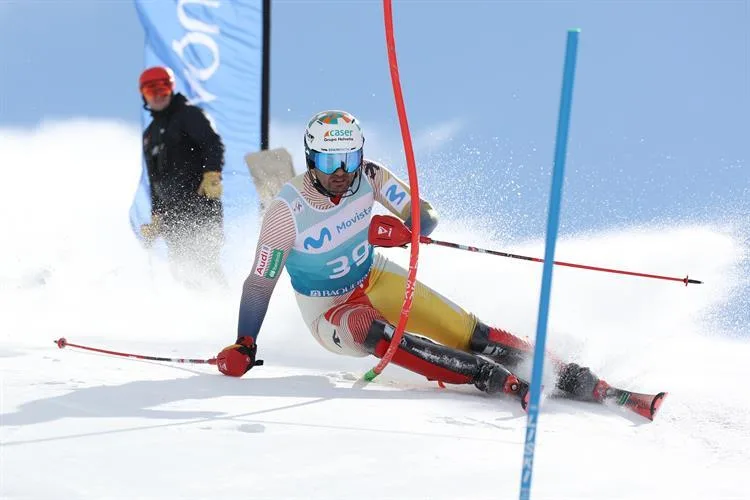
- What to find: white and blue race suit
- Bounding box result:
[236,159,514,358]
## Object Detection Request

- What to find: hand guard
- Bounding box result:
[198,171,223,200]
[217,336,263,377]
[368,214,413,248]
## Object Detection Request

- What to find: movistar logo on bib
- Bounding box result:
[303,228,332,250]
[336,207,372,234]
[298,197,373,254]
[279,174,375,297]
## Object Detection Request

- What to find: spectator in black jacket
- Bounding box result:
[138,66,226,288]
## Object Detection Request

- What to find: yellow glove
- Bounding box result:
[198,171,223,199]
[140,214,161,247]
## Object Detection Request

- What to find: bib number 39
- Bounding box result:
[327,240,370,279]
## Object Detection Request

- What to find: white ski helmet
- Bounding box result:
[304,110,364,174]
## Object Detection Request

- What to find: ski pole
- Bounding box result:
[368,214,703,286]
[54,338,217,365]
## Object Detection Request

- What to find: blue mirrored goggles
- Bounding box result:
[309,149,363,174]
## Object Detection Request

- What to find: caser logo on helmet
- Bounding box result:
[324,130,353,138]
[323,129,355,143]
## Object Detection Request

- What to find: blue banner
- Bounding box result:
[130,0,265,237]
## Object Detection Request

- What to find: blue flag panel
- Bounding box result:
[130,0,265,236]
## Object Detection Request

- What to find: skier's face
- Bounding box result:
[145,92,172,112]
[141,80,173,112]
[315,167,357,196]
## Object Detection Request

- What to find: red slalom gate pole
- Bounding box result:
[364,0,421,382]
[54,338,217,365]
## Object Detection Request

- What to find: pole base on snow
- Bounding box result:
[364,369,378,382]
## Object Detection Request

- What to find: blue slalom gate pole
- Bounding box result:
[519,29,580,500]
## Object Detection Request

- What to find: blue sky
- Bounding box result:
[0,0,747,237]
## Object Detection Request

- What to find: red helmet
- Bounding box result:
[139,66,175,97]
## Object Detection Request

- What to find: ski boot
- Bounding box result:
[474,362,531,410]
[555,363,609,402]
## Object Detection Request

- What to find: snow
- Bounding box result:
[2,121,749,499]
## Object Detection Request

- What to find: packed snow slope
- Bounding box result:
[1,121,748,499]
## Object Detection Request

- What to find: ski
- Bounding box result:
[545,384,668,421]
[599,386,668,421]
[508,375,667,420]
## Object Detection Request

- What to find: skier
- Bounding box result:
[216,110,605,405]
[138,66,227,288]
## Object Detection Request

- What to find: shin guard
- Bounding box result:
[364,320,518,394]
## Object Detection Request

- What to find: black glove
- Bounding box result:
[216,336,264,377]
[556,363,600,401]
